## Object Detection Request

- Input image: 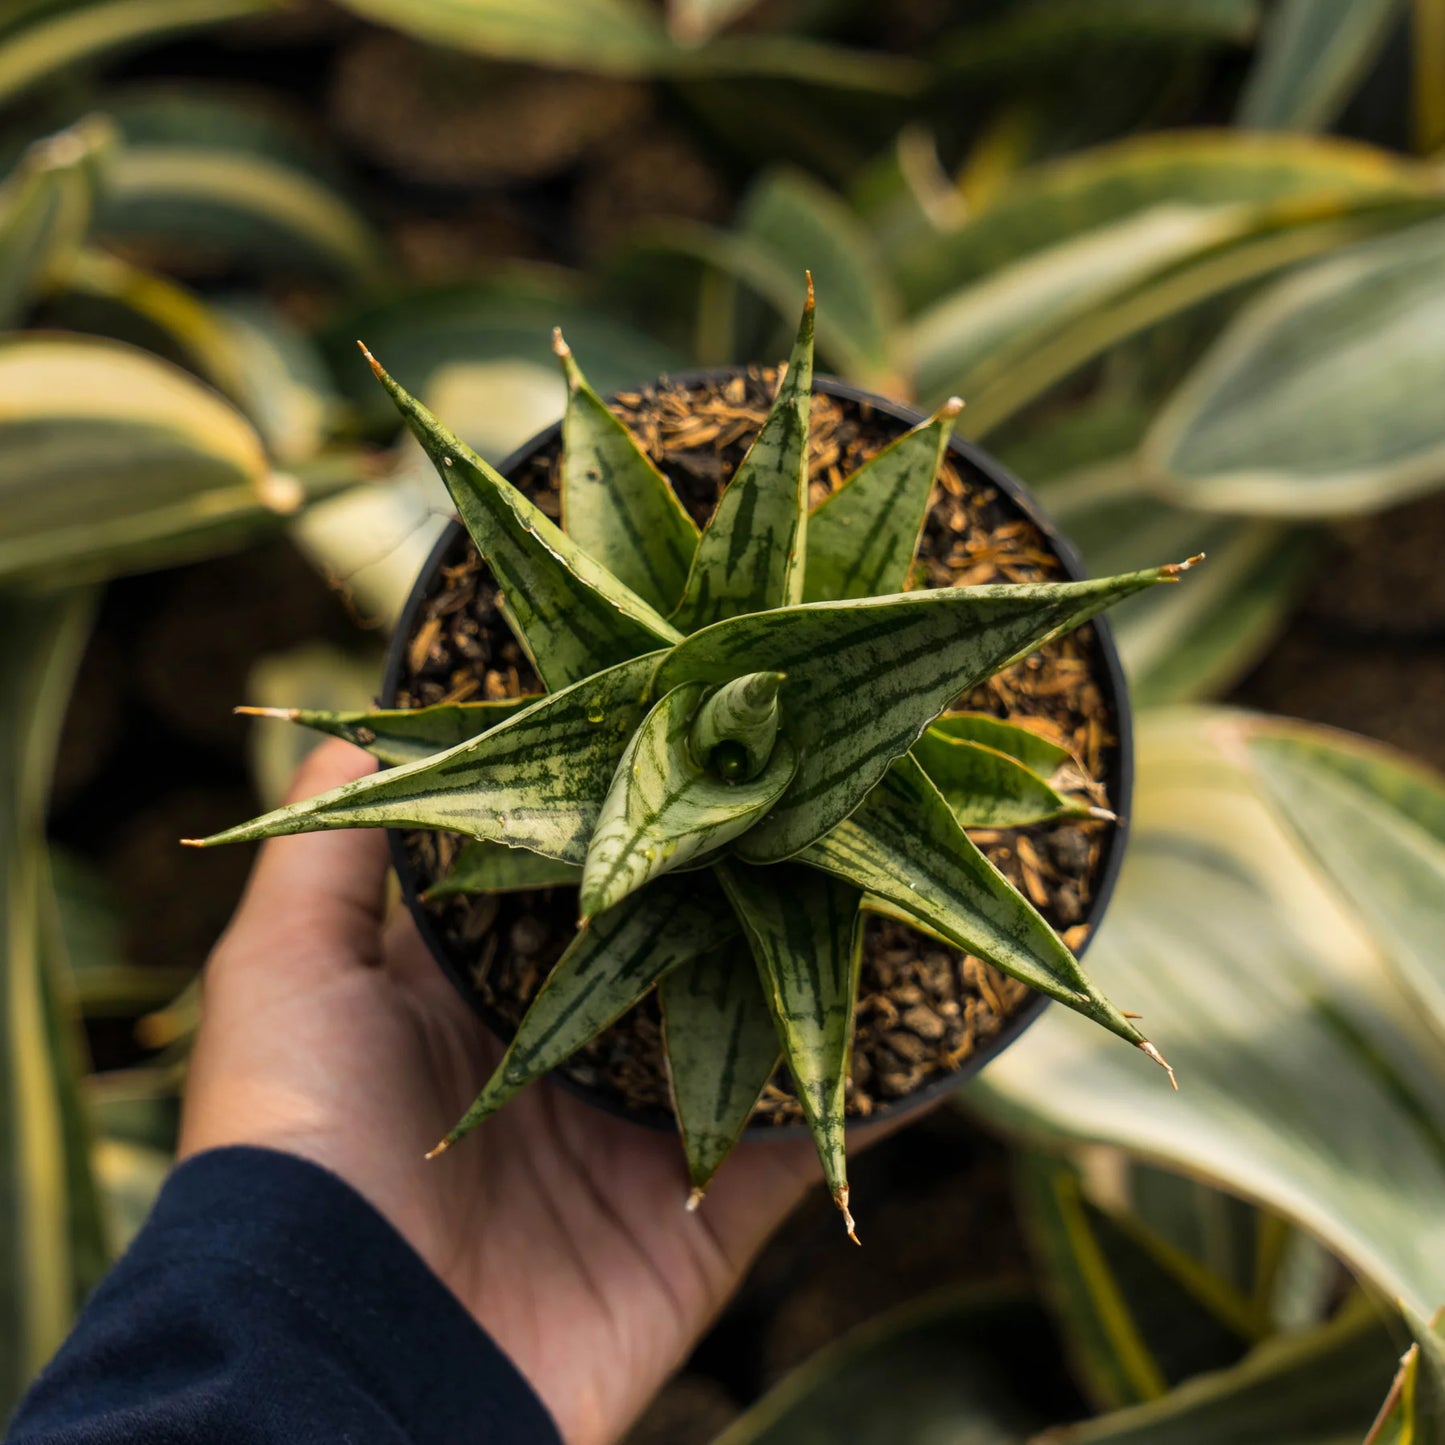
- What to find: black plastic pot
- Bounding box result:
[381,370,1134,1136]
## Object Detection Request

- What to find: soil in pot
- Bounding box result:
[391,368,1122,1127]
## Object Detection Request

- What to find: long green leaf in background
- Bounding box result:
[659,943,779,1203]
[1052,1301,1403,1445]
[188,652,663,859]
[719,863,861,1239]
[431,875,737,1151]
[658,565,1185,861]
[970,708,1445,1316]
[1034,458,1319,705]
[555,332,698,615]
[670,281,813,632]
[1246,721,1445,1039]
[363,348,681,687]
[82,87,383,285]
[0,334,327,587]
[1143,215,1445,516]
[1237,0,1406,132]
[328,0,922,89]
[893,128,1434,309]
[0,589,103,1415]
[0,0,279,108]
[0,115,113,328]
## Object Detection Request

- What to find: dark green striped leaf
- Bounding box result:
[929,711,1073,776]
[718,862,862,1240]
[580,683,797,918]
[432,875,736,1151]
[797,755,1163,1061]
[660,945,780,1203]
[803,397,962,602]
[556,333,698,614]
[362,349,680,688]
[0,116,113,327]
[186,652,663,861]
[670,282,814,632]
[237,696,538,767]
[912,732,1103,828]
[658,563,1191,862]
[424,840,581,898]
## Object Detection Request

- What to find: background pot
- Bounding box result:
[381,371,1135,1135]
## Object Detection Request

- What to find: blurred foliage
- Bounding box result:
[2,0,1445,1436]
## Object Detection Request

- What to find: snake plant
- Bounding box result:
[189,281,1193,1237]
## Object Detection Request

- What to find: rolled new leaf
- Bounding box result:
[798,754,1172,1078]
[912,732,1106,828]
[803,395,963,602]
[929,711,1073,776]
[361,345,680,689]
[185,652,661,861]
[688,671,784,781]
[237,696,537,766]
[660,945,780,1207]
[719,862,863,1241]
[671,277,814,632]
[580,682,797,919]
[424,840,581,899]
[430,876,737,1153]
[555,330,698,614]
[658,561,1197,862]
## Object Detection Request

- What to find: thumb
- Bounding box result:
[216,739,390,974]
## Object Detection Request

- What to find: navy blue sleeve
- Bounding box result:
[6,1147,562,1445]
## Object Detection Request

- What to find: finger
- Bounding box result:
[222,739,389,966]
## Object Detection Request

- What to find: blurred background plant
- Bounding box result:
[3,0,1445,1438]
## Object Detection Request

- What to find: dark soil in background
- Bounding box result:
[393,368,1120,1127]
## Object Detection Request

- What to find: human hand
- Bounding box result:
[180,740,824,1445]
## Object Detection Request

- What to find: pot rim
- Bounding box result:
[380,367,1135,1139]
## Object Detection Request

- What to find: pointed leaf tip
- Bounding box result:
[940,396,965,418]
[1140,1039,1178,1089]
[685,1187,704,1212]
[356,339,384,379]
[551,326,569,358]
[424,1137,453,1160]
[1165,553,1206,577]
[179,838,206,848]
[836,1186,860,1245]
[233,705,298,720]
[804,269,814,306]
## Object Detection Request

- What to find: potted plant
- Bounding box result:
[191,280,1192,1239]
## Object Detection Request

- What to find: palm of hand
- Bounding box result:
[180,742,819,1445]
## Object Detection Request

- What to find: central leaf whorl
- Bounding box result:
[689,671,786,783]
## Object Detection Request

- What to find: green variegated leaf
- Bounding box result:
[799,755,1158,1057]
[1143,217,1445,517]
[1366,1307,1445,1445]
[187,653,662,860]
[424,840,581,898]
[432,876,736,1151]
[0,0,279,107]
[0,116,113,327]
[0,334,306,587]
[718,862,862,1239]
[0,589,102,1413]
[555,332,698,614]
[238,696,538,767]
[911,732,1102,828]
[670,282,813,632]
[803,397,963,603]
[660,944,779,1202]
[363,349,681,688]
[657,563,1190,862]
[894,128,1433,309]
[580,683,797,918]
[1244,722,1445,1032]
[929,712,1073,776]
[1238,0,1404,131]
